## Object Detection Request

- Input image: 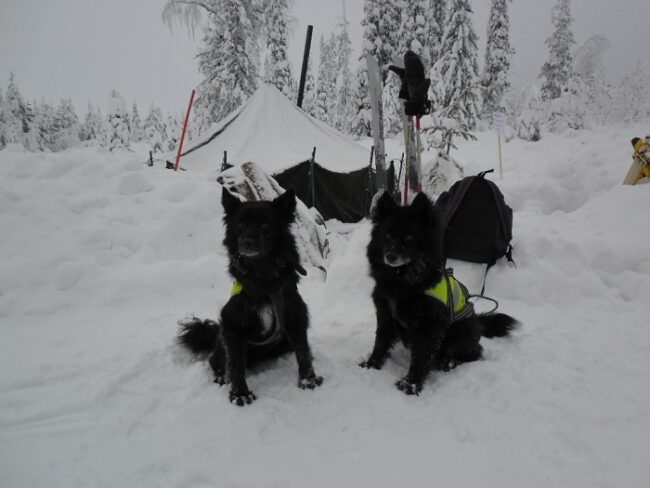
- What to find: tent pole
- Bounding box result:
[297,26,314,108]
[310,147,317,207]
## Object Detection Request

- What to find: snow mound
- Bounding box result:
[2,124,650,486]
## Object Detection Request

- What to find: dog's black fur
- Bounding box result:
[177,188,322,406]
[362,192,519,395]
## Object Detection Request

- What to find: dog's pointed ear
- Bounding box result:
[273,188,296,222]
[373,191,399,223]
[410,192,433,218]
[222,187,242,216]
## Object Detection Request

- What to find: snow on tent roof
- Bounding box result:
[176,84,369,174]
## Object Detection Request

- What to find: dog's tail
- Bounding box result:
[177,317,218,355]
[477,313,520,338]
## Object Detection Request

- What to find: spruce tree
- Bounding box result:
[315,34,337,125]
[428,0,446,68]
[378,0,402,135]
[398,0,428,60]
[52,99,80,151]
[378,0,400,74]
[130,102,144,142]
[144,105,167,153]
[482,0,514,118]
[573,35,611,122]
[164,0,261,124]
[0,89,5,149]
[2,73,30,146]
[429,0,480,153]
[334,11,354,133]
[350,0,381,137]
[263,0,293,97]
[103,90,131,152]
[540,0,576,100]
[302,57,318,118]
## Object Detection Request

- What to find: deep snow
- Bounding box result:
[1,125,650,487]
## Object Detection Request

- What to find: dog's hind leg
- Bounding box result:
[284,292,323,390]
[437,317,484,370]
[209,336,228,386]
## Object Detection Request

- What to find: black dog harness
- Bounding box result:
[230,282,285,346]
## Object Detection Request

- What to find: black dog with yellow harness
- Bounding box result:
[362,191,519,396]
[177,188,322,406]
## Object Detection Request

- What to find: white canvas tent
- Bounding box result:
[176,84,370,174]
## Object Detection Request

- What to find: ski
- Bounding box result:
[365,54,386,192]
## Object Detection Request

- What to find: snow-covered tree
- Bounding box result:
[103,90,131,152]
[379,0,403,135]
[315,34,337,124]
[504,85,543,141]
[350,0,381,137]
[24,101,45,151]
[546,77,587,132]
[0,89,5,149]
[350,59,372,137]
[398,1,428,61]
[573,35,611,122]
[130,102,144,142]
[301,56,318,118]
[80,103,104,144]
[540,0,576,100]
[2,73,30,146]
[429,0,481,153]
[378,0,400,74]
[51,99,80,151]
[610,65,650,124]
[427,0,446,68]
[263,0,294,96]
[166,113,182,152]
[333,10,354,133]
[143,104,167,153]
[164,0,262,124]
[482,0,514,118]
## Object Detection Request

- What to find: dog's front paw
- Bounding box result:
[214,373,229,386]
[229,390,256,406]
[298,374,324,390]
[395,378,422,396]
[359,357,383,370]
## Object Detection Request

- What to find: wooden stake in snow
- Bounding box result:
[175,89,196,172]
[493,112,506,179]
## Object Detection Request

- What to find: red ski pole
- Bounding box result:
[174,89,196,172]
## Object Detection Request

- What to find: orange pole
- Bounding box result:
[175,89,196,172]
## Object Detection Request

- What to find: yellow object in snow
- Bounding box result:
[624,136,650,185]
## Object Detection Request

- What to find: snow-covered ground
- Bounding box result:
[1,125,649,487]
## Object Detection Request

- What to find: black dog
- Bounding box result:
[361,192,519,395]
[177,188,322,406]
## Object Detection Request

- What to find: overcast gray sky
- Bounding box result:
[1,0,648,114]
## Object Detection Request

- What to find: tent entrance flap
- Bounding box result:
[273,161,377,223]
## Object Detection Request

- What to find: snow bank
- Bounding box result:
[1,124,650,487]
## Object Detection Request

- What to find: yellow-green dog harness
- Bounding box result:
[425,270,474,321]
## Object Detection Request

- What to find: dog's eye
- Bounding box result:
[404,235,413,243]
